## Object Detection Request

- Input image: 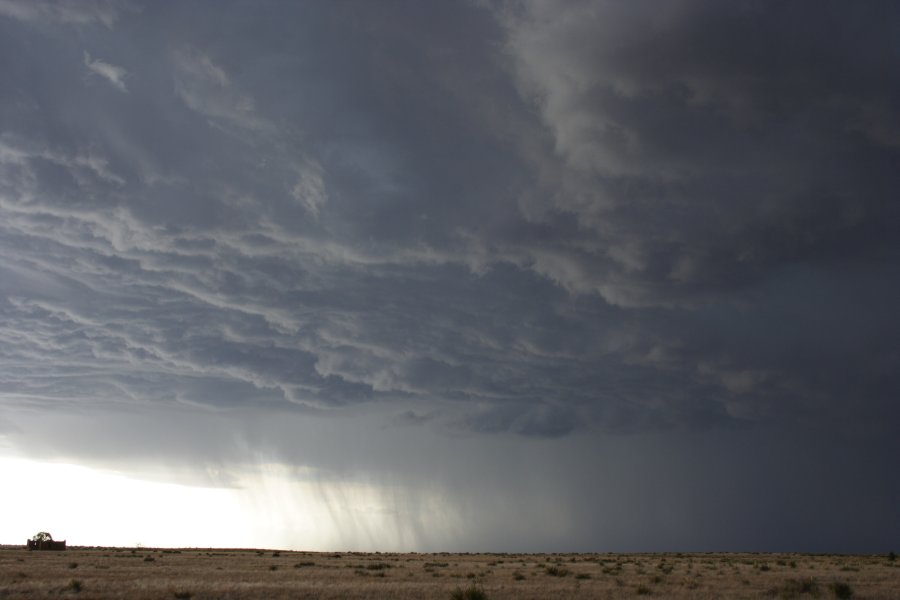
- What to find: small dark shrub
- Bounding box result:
[829,581,853,599]
[798,578,819,595]
[143,556,155,562]
[68,562,78,569]
[778,577,821,599]
[366,562,390,570]
[272,551,280,557]
[545,565,569,577]
[173,592,192,600]
[68,579,83,593]
[294,561,315,568]
[636,584,652,595]
[575,573,591,580]
[889,551,896,562]
[269,565,278,571]
[450,584,488,600]
[513,571,525,581]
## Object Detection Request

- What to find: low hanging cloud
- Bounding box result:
[0,0,898,441]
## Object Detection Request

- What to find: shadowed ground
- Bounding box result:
[1,547,898,599]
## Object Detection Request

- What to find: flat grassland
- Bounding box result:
[1,547,898,599]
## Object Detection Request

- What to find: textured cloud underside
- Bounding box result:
[0,0,898,441]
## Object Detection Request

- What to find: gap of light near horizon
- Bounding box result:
[1,456,453,550]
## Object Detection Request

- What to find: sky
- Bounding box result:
[0,0,898,553]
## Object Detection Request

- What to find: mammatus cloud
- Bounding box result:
[84,51,128,93]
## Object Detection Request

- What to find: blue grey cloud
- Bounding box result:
[2,0,897,430]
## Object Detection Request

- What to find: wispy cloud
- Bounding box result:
[84,51,128,93]
[172,47,269,134]
[0,0,131,28]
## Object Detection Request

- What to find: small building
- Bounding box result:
[27,532,66,551]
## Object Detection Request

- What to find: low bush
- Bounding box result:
[450,584,488,600]
[774,577,820,599]
[829,581,853,599]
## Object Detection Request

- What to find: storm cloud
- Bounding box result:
[1,0,898,551]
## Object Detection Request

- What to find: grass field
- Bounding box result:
[1,546,897,599]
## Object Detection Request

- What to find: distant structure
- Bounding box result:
[27,531,66,551]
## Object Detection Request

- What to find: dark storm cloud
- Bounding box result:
[1,0,899,550]
[1,0,898,437]
[495,0,900,424]
[501,0,900,296]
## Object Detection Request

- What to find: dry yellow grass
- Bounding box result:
[1,547,898,599]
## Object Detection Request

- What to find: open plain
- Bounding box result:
[1,547,898,599]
